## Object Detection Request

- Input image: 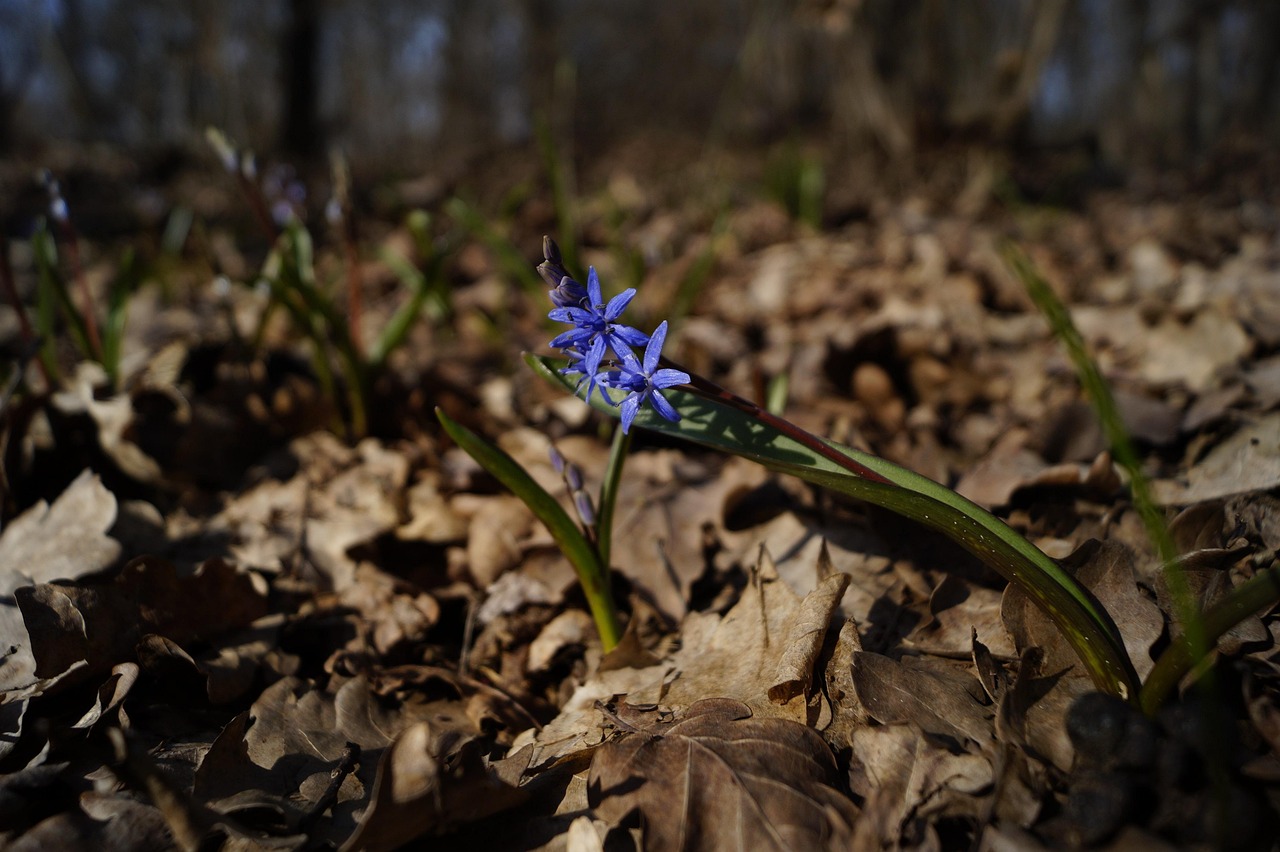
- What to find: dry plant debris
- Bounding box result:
[1,167,1278,851]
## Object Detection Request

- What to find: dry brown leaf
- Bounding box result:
[13,556,267,692]
[213,433,407,589]
[340,723,526,852]
[914,574,1016,658]
[851,652,994,752]
[662,549,848,724]
[1155,412,1280,503]
[1002,540,1162,682]
[588,698,856,852]
[339,563,440,655]
[0,469,120,587]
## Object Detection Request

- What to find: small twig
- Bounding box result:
[0,237,51,390]
[459,591,478,677]
[298,742,361,835]
[329,151,365,356]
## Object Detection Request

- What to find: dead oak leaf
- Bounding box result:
[12,556,267,692]
[340,723,527,852]
[851,652,995,753]
[588,697,857,852]
[663,549,849,724]
[1002,539,1162,682]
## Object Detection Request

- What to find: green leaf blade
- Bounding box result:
[435,407,621,650]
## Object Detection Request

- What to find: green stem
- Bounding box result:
[1140,563,1280,713]
[436,408,622,650]
[597,425,633,570]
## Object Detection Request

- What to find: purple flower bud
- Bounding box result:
[548,445,565,475]
[565,462,584,492]
[574,492,596,527]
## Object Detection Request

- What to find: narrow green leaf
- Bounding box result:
[102,248,138,387]
[32,223,94,363]
[436,408,621,650]
[527,353,1139,699]
[1141,563,1280,713]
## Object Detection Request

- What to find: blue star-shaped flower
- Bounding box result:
[548,267,650,376]
[600,321,690,434]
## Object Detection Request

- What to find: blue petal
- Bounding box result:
[612,325,651,348]
[586,267,603,307]
[549,306,589,324]
[619,395,641,434]
[604,288,637,321]
[643,321,668,374]
[550,328,591,349]
[582,336,607,374]
[649,390,681,423]
[651,368,690,390]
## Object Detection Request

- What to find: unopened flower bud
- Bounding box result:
[574,492,596,527]
[565,462,584,492]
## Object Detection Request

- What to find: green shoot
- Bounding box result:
[436,408,622,650]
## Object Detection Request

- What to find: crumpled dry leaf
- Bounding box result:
[913,573,1016,658]
[340,723,527,852]
[1002,539,1162,682]
[339,563,440,656]
[662,549,849,724]
[11,556,268,694]
[194,671,498,847]
[0,471,123,757]
[0,469,120,587]
[851,652,994,753]
[588,698,857,852]
[1155,412,1280,503]
[212,433,408,589]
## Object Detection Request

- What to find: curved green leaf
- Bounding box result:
[527,354,1139,700]
[435,407,621,650]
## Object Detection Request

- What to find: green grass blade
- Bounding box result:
[1141,563,1280,713]
[32,223,95,364]
[1002,242,1207,710]
[369,248,449,368]
[527,353,1139,699]
[436,408,621,650]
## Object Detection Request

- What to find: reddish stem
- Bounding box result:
[0,238,52,390]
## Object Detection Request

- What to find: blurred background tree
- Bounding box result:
[0,0,1277,180]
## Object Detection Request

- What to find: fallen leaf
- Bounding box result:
[588,698,856,852]
[662,549,848,724]
[340,723,527,852]
[851,652,994,752]
[1155,413,1280,503]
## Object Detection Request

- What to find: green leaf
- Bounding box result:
[435,408,621,650]
[102,248,139,388]
[527,353,1139,700]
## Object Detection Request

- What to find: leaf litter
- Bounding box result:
[1,165,1278,851]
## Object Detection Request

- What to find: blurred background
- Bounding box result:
[1,0,1277,197]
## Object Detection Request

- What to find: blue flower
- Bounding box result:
[600,321,690,434]
[548,267,650,377]
[559,345,612,405]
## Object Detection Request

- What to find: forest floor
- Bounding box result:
[1,139,1279,850]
